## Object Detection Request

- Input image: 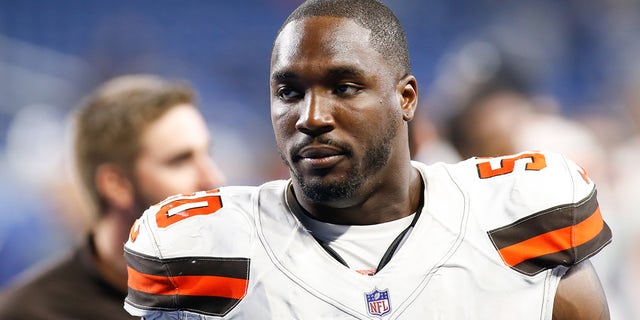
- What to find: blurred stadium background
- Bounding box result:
[1,0,639,318]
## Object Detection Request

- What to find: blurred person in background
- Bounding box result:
[409,106,460,165]
[427,45,607,171]
[440,64,608,182]
[0,74,225,319]
[442,66,540,160]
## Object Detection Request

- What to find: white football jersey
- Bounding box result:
[124,151,611,319]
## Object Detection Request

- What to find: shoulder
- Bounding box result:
[439,151,612,275]
[443,151,595,214]
[126,185,269,260]
[123,182,288,318]
[126,180,288,256]
[417,151,597,222]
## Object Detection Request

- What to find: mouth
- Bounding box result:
[294,145,346,170]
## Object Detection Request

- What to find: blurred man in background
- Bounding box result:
[0,74,225,319]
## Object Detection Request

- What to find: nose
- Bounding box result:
[295,90,334,136]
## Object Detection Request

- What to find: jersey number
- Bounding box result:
[476,152,547,179]
[155,190,223,228]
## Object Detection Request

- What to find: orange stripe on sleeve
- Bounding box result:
[127,267,248,300]
[498,207,604,267]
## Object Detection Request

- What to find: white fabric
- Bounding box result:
[124,151,604,319]
[296,210,415,275]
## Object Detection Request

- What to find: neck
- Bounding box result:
[92,208,136,293]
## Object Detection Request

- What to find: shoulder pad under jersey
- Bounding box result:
[459,151,612,275]
[123,186,257,317]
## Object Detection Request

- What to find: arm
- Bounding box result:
[553,260,609,320]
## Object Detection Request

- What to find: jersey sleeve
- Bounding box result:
[123,188,253,318]
[479,151,612,275]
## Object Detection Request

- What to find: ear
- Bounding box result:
[95,163,134,210]
[398,75,418,121]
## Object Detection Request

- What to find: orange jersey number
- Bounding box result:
[155,190,223,228]
[477,152,547,179]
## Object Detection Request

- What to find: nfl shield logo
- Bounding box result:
[365,288,391,317]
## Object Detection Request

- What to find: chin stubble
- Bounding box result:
[282,117,399,203]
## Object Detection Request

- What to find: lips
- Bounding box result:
[295,145,345,169]
[298,145,342,158]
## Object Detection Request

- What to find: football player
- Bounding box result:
[124,1,612,319]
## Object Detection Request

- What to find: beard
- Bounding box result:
[281,117,400,203]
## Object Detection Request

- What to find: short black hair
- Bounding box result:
[276,0,411,77]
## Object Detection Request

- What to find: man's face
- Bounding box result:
[132,104,225,209]
[270,16,405,205]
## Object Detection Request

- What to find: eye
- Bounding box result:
[166,152,192,167]
[334,83,360,96]
[276,86,303,102]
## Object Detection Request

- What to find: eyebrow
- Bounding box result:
[271,66,365,83]
[271,70,297,82]
[326,66,364,79]
[163,147,194,161]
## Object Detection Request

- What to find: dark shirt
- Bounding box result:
[0,235,136,320]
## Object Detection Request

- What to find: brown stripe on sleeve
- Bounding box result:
[124,247,250,279]
[124,248,250,316]
[126,287,242,316]
[510,225,613,275]
[488,189,612,275]
[489,190,599,247]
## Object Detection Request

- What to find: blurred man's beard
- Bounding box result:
[130,179,164,221]
[131,192,153,221]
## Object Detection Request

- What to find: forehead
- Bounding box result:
[139,104,208,151]
[271,16,386,77]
